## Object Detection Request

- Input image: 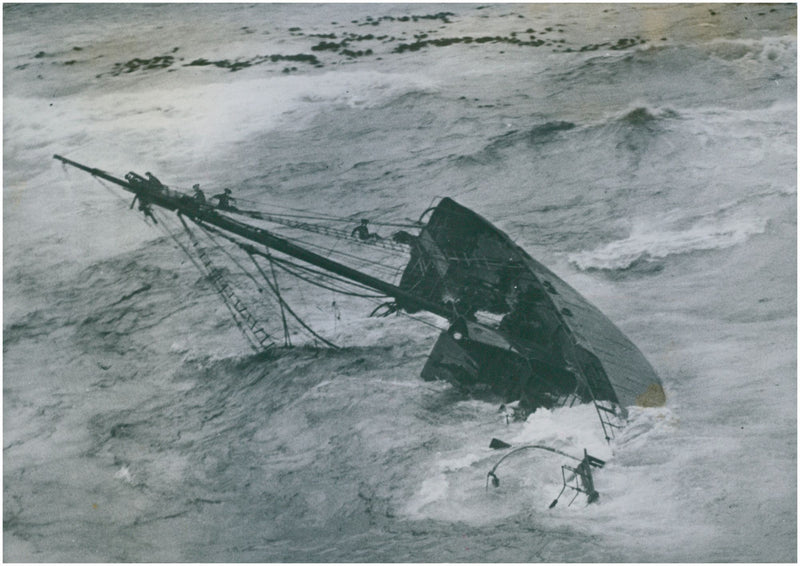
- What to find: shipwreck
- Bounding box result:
[54,154,665,446]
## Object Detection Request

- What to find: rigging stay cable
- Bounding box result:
[197,221,389,299]
[230,197,422,228]
[269,230,406,279]
[225,213,407,278]
[267,253,292,348]
[194,218,445,334]
[153,209,271,354]
[266,255,389,299]
[233,209,411,254]
[192,218,274,297]
[245,251,341,350]
[267,253,447,333]
[190,217,341,349]
[245,208,534,271]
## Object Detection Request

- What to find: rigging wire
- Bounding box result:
[193,219,274,297]
[92,174,447,336]
[190,218,446,333]
[244,207,532,272]
[267,230,406,279]
[260,249,448,333]
[187,218,450,334]
[195,221,389,298]
[245,252,340,350]
[150,209,210,280]
[191,218,342,349]
[267,255,389,299]
[232,209,411,254]
[241,213,408,266]
[265,254,291,347]
[150,208,268,354]
[230,198,423,228]
[268,255,388,296]
[93,177,155,229]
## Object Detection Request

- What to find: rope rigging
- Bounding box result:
[227,196,423,229]
[244,251,340,350]
[266,254,291,348]
[258,227,407,280]
[195,221,390,299]
[92,170,501,349]
[178,214,445,338]
[187,215,341,350]
[233,208,413,253]
[233,206,535,272]
[197,191,535,272]
[268,256,390,299]
[177,213,276,353]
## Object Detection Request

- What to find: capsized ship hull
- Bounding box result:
[399,198,664,412]
[52,154,663,417]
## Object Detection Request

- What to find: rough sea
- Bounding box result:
[3,3,796,562]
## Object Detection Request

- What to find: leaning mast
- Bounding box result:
[53,154,452,321]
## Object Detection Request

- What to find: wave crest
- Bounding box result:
[618,106,678,126]
[568,210,768,272]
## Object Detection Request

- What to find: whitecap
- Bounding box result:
[568,209,768,271]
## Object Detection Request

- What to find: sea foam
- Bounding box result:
[568,209,768,271]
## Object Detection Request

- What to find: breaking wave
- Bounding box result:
[462,120,577,163]
[568,208,768,272]
[616,105,679,126]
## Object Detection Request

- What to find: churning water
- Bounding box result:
[4,3,796,562]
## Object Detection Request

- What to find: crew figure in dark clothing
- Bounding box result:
[212,188,236,211]
[137,198,158,224]
[192,184,206,203]
[351,219,379,241]
[145,172,163,187]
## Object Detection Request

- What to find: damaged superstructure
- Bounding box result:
[402,198,664,419]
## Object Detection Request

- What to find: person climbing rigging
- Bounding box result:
[192,184,206,203]
[212,188,237,211]
[136,197,158,224]
[351,219,380,241]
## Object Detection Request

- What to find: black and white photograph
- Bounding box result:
[3,3,796,562]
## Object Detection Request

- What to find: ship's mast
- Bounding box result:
[53,154,453,321]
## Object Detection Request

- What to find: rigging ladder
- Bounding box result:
[593,399,623,441]
[180,215,275,353]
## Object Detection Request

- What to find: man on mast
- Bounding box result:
[351,219,380,241]
[212,188,237,211]
[192,184,206,203]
